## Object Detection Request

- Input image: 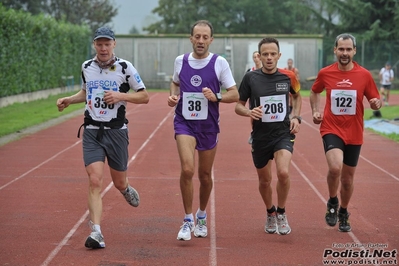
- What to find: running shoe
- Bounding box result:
[122,184,140,207]
[338,212,351,232]
[276,213,291,235]
[194,216,207,238]
[325,201,339,226]
[85,231,105,249]
[264,212,277,234]
[248,134,253,145]
[177,219,194,241]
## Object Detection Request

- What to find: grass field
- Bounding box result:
[0,89,398,142]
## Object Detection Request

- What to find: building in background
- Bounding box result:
[114,34,323,89]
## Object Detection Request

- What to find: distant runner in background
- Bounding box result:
[379,61,394,106]
[285,58,300,115]
[247,51,262,72]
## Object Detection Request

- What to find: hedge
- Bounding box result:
[0,5,91,97]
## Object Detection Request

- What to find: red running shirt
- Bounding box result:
[311,62,379,145]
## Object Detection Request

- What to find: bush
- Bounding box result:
[0,5,91,97]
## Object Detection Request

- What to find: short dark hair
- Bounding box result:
[258,37,280,52]
[334,33,356,48]
[190,20,214,37]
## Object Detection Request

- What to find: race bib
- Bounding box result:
[182,92,208,120]
[259,94,286,122]
[330,89,356,115]
[89,87,118,120]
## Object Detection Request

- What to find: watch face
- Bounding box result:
[216,93,222,101]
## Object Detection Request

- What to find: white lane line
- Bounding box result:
[0,93,157,192]
[209,168,217,266]
[41,108,174,266]
[359,155,399,181]
[0,140,81,191]
[291,160,378,266]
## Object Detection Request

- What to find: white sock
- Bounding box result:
[196,209,206,219]
[184,213,194,221]
[93,224,102,234]
[121,185,130,194]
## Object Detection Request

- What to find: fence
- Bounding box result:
[114,34,324,90]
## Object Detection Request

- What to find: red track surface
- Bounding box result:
[0,92,398,266]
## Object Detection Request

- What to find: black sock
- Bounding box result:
[276,207,285,214]
[267,205,276,214]
[329,196,338,205]
[339,207,347,214]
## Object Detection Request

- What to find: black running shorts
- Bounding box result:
[251,134,295,169]
[322,134,361,167]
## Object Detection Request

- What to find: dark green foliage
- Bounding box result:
[0,5,90,97]
[144,0,399,69]
[0,0,117,32]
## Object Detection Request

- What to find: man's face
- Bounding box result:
[253,52,261,64]
[287,59,293,69]
[259,42,281,73]
[190,25,213,59]
[93,38,116,62]
[334,38,356,66]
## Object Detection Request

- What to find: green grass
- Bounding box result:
[0,92,85,137]
[364,104,399,120]
[364,104,399,142]
[0,89,166,138]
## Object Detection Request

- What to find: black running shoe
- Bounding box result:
[338,212,351,232]
[325,201,339,226]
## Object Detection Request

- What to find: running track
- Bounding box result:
[0,92,398,266]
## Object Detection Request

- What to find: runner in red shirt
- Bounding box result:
[310,33,381,232]
[284,58,300,115]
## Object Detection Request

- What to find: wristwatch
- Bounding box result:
[215,92,222,102]
[292,116,302,124]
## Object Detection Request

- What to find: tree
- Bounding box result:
[332,0,399,40]
[144,0,309,34]
[322,0,399,67]
[129,26,140,34]
[1,0,118,32]
[0,0,46,15]
[45,0,118,32]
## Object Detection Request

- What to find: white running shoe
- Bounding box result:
[177,219,194,241]
[122,184,140,207]
[265,212,277,234]
[85,231,105,249]
[276,213,291,235]
[194,216,207,238]
[248,134,253,145]
[85,221,105,248]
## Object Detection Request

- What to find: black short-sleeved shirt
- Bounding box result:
[239,68,300,141]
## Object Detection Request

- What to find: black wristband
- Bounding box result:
[291,116,302,124]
